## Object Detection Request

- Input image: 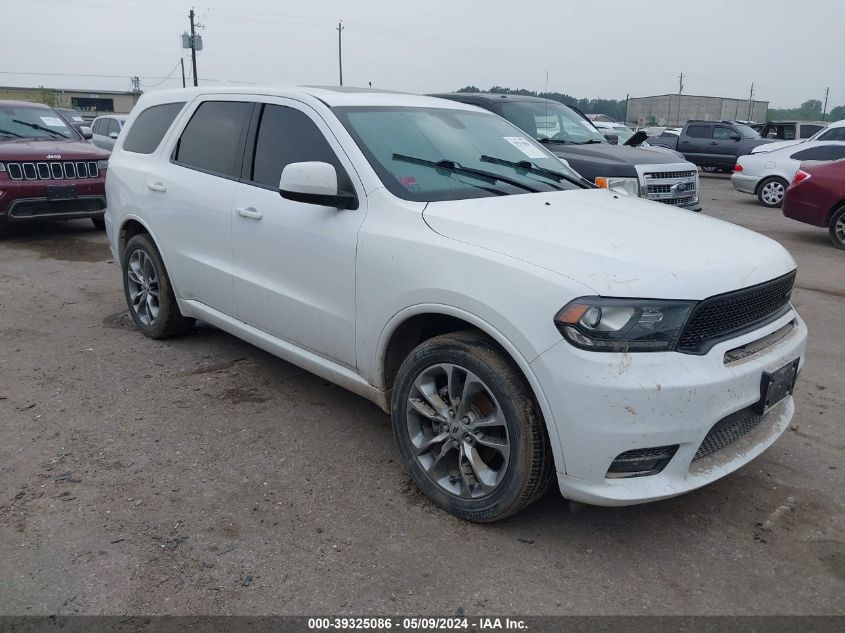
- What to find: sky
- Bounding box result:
[0,0,842,109]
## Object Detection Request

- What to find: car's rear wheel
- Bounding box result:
[391,331,553,522]
[122,234,195,339]
[757,177,788,208]
[829,206,845,250]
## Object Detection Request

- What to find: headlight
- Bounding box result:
[594,176,639,197]
[97,160,109,170]
[554,297,695,352]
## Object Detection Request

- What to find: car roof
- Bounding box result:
[94,114,129,120]
[0,100,53,109]
[430,92,557,105]
[765,120,828,125]
[132,86,480,112]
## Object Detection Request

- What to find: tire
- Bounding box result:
[91,217,106,230]
[391,331,553,522]
[829,205,845,250]
[122,233,195,339]
[757,177,788,208]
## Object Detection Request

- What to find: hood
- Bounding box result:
[751,139,803,154]
[0,138,109,161]
[422,189,796,299]
[545,142,691,177]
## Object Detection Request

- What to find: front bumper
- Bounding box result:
[531,309,807,506]
[731,172,761,195]
[1,176,106,223]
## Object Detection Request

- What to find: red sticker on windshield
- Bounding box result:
[400,176,420,191]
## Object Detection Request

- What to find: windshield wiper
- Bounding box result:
[574,139,605,145]
[0,128,25,138]
[392,154,539,193]
[480,155,588,190]
[538,138,571,145]
[12,119,68,138]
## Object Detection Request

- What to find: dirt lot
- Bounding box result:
[1,175,843,616]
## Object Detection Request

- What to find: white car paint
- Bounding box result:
[732,139,845,204]
[105,86,807,508]
[750,118,845,154]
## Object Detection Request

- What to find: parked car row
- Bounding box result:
[732,119,845,207]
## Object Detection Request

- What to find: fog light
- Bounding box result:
[606,445,679,478]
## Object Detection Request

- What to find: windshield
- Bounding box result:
[734,123,761,139]
[333,106,585,202]
[0,104,77,140]
[608,125,634,142]
[498,101,607,144]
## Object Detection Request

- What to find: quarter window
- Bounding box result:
[790,147,831,161]
[250,104,349,190]
[686,125,709,138]
[800,125,823,139]
[123,102,185,154]
[173,101,252,177]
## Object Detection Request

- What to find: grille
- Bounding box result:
[645,170,697,180]
[3,161,99,181]
[677,271,796,354]
[655,195,697,206]
[642,169,698,206]
[8,197,106,218]
[693,407,764,461]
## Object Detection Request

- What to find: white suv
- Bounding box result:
[105,87,807,522]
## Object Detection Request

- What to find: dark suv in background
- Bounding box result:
[0,100,110,234]
[434,92,701,211]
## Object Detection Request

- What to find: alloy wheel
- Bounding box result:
[835,214,845,246]
[405,363,510,499]
[126,249,161,326]
[761,180,785,205]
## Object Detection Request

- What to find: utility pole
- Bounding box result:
[747,82,755,120]
[130,76,141,94]
[337,21,345,86]
[676,72,684,126]
[180,58,186,88]
[822,86,830,120]
[189,9,199,87]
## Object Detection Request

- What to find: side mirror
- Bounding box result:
[604,133,619,145]
[80,126,93,140]
[730,134,741,141]
[109,132,120,139]
[279,161,358,210]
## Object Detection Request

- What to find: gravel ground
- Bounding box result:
[0,175,843,615]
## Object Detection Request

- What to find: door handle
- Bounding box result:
[710,141,719,145]
[236,206,263,220]
[147,181,167,193]
[681,140,690,144]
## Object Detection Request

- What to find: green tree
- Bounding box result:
[34,86,70,108]
[827,105,845,121]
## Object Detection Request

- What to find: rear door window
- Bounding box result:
[248,104,349,190]
[123,102,186,154]
[686,125,710,138]
[173,101,253,178]
[800,125,823,138]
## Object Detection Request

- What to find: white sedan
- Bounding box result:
[732,140,845,207]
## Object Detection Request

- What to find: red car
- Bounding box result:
[0,100,110,235]
[782,159,845,249]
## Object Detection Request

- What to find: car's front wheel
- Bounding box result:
[829,205,845,250]
[122,233,195,339]
[391,331,553,522]
[757,177,788,208]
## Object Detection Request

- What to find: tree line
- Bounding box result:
[457,86,844,123]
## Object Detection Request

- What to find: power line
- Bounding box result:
[141,60,184,88]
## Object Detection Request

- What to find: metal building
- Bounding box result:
[0,86,141,114]
[625,94,769,127]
